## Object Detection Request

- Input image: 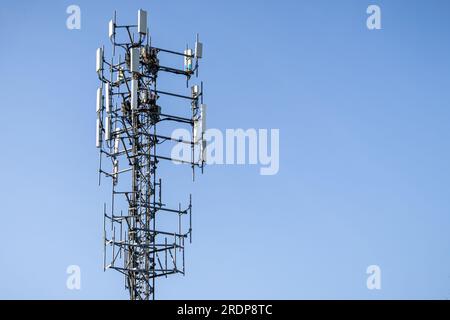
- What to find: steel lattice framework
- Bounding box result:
[95,9,206,300]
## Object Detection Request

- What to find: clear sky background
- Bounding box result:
[0,0,450,299]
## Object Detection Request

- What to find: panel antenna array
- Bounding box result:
[95,9,206,300]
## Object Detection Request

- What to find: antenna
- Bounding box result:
[96,9,206,300]
[138,9,147,35]
[96,48,103,73]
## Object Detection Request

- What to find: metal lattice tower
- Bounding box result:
[95,9,206,300]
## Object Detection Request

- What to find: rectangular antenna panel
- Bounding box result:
[138,10,147,34]
[108,20,115,38]
[195,41,203,59]
[114,128,120,154]
[96,48,103,73]
[96,118,102,148]
[130,48,139,73]
[105,116,111,141]
[96,87,102,113]
[194,119,201,143]
[131,80,138,110]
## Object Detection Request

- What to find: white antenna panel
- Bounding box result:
[105,116,111,141]
[193,119,201,143]
[108,20,115,38]
[96,87,102,113]
[195,41,203,59]
[96,118,102,148]
[131,80,138,110]
[105,83,111,113]
[96,48,103,73]
[114,128,120,154]
[138,9,147,34]
[130,48,140,73]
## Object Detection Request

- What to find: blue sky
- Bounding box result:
[0,0,450,299]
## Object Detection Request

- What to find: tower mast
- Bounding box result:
[96,9,206,300]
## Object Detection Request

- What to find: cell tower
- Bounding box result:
[95,9,206,300]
